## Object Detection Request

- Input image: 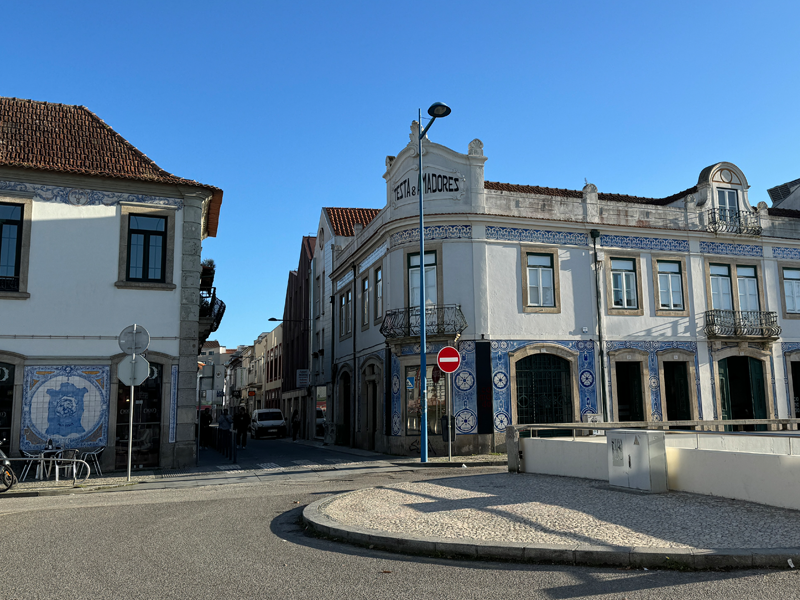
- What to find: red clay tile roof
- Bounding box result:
[325,207,381,236]
[484,181,697,206]
[0,97,223,236]
[202,340,220,349]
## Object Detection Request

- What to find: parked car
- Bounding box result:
[250,409,287,439]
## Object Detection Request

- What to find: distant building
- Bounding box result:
[198,340,227,409]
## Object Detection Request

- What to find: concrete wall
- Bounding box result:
[521,437,609,480]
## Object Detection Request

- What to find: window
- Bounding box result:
[362,277,369,327]
[375,267,383,319]
[408,252,436,307]
[611,258,637,309]
[526,253,554,307]
[0,203,22,292]
[315,276,320,316]
[657,261,683,310]
[340,290,351,335]
[710,264,733,310]
[321,270,325,315]
[784,269,800,314]
[127,215,166,282]
[404,364,446,435]
[717,189,738,222]
[736,265,759,311]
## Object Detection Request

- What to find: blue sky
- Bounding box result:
[4,1,800,348]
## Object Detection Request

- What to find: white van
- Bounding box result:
[250,409,287,439]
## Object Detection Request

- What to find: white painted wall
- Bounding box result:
[521,437,608,480]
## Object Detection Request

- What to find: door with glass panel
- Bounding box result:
[737,266,759,333]
[718,189,738,223]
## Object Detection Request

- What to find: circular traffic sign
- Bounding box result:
[118,324,150,355]
[437,346,461,373]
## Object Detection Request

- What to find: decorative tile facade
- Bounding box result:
[169,364,178,443]
[390,225,472,248]
[21,365,110,452]
[358,241,388,274]
[772,247,800,261]
[605,341,700,421]
[485,226,588,247]
[490,340,597,432]
[600,234,689,253]
[699,241,763,257]
[0,180,183,209]
[390,354,401,435]
[452,341,477,434]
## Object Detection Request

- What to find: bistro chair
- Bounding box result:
[80,447,104,478]
[19,449,40,482]
[54,449,80,481]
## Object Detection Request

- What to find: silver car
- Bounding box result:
[250,409,287,439]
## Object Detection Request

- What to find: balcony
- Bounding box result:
[0,276,19,292]
[706,208,762,236]
[704,309,781,339]
[380,304,468,341]
[199,287,226,347]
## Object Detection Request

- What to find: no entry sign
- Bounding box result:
[437,346,461,373]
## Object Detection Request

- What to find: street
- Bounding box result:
[1,441,799,600]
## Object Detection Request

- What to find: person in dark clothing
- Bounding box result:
[291,409,301,442]
[233,407,251,449]
[199,408,212,449]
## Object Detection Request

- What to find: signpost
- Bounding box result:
[437,346,461,462]
[118,324,150,482]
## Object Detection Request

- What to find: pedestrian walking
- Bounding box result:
[233,406,250,449]
[291,409,301,442]
[199,407,212,449]
[217,408,232,451]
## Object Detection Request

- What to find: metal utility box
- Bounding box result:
[607,430,668,492]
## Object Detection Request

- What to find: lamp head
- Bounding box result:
[427,102,451,118]
[268,317,279,322]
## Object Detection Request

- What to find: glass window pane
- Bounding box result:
[0,204,21,221]
[710,265,729,276]
[129,233,144,279]
[541,270,554,306]
[0,224,18,277]
[527,254,551,267]
[658,261,680,274]
[611,259,634,271]
[625,272,637,307]
[736,266,756,277]
[671,274,683,308]
[130,216,165,231]
[423,252,436,266]
[425,266,436,305]
[529,284,540,305]
[409,268,420,306]
[659,274,670,307]
[720,278,732,309]
[784,269,800,281]
[409,255,420,267]
[612,273,623,306]
[405,365,447,436]
[785,281,796,312]
[148,236,163,280]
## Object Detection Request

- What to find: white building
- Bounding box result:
[329,122,800,456]
[0,98,224,470]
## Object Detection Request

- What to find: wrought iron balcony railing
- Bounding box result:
[706,208,762,236]
[380,304,468,340]
[704,309,781,339]
[0,276,19,292]
[200,287,226,334]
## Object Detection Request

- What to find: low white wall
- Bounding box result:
[521,437,608,481]
[666,447,800,511]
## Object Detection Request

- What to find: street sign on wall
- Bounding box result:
[296,369,310,387]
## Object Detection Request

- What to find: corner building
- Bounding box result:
[329,122,800,455]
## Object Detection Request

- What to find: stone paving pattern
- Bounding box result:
[320,472,800,549]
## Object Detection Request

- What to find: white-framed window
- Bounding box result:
[611,258,637,309]
[408,251,436,307]
[657,261,683,310]
[710,264,733,310]
[737,265,759,311]
[526,253,554,307]
[362,277,369,326]
[784,268,800,313]
[718,189,738,222]
[375,267,383,319]
[315,276,320,317]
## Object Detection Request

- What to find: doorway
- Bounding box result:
[718,356,767,431]
[615,362,645,422]
[115,363,163,470]
[515,353,572,436]
[663,361,692,425]
[338,372,351,446]
[791,362,800,418]
[0,362,13,455]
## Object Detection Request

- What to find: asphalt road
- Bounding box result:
[1,444,798,599]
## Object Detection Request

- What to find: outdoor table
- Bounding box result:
[36,448,61,480]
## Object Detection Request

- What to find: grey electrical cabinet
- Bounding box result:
[607,429,668,492]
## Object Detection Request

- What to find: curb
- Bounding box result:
[302,491,800,570]
[389,460,506,468]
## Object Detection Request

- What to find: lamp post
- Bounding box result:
[417,102,451,463]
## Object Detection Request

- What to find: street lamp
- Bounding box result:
[417,102,451,463]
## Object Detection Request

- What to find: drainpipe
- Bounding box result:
[328,291,335,445]
[351,262,357,447]
[591,229,609,422]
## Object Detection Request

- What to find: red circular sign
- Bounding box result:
[437,346,461,373]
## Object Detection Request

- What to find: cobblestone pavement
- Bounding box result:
[320,472,800,549]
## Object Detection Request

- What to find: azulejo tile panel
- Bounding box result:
[600,234,689,253]
[21,365,110,452]
[605,341,700,422]
[0,180,183,209]
[699,241,763,257]
[390,225,472,248]
[391,354,402,436]
[772,247,800,261]
[490,340,597,432]
[486,226,588,247]
[453,341,477,434]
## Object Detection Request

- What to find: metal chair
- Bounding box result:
[19,450,40,482]
[80,447,103,478]
[54,449,80,481]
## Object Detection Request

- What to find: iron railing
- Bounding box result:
[0,276,19,292]
[380,304,468,340]
[706,208,762,236]
[200,287,226,333]
[704,309,781,338]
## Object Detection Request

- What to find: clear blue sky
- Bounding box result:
[4,1,799,348]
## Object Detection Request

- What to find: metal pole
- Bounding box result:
[448,371,452,462]
[127,324,136,482]
[418,108,428,463]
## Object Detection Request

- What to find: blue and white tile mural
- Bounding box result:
[605,341,701,421]
[390,354,402,435]
[21,365,110,451]
[600,234,689,253]
[452,341,478,434]
[491,340,598,432]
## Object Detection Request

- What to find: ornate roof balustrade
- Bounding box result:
[704,309,780,339]
[706,208,762,236]
[0,276,19,292]
[380,304,468,341]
